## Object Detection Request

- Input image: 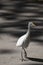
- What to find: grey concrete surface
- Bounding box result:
[0,34,43,65]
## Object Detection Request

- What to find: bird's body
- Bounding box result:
[16,22,35,61]
[16,31,30,48]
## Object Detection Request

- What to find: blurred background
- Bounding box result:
[0,0,43,38]
[0,0,43,65]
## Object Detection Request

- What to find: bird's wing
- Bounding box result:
[16,34,26,47]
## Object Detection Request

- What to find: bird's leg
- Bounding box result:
[20,47,26,61]
[23,48,29,61]
[21,49,24,61]
[23,48,27,58]
[21,48,28,61]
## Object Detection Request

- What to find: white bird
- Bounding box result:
[16,22,35,61]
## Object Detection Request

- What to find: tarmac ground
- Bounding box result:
[0,34,43,65]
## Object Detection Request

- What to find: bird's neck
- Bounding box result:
[26,26,30,37]
[26,22,31,38]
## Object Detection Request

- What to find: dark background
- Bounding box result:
[0,0,43,40]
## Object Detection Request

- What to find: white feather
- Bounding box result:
[16,22,34,48]
[16,34,27,47]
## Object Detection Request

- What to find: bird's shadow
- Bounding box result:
[20,57,43,65]
[20,63,43,65]
[26,57,43,62]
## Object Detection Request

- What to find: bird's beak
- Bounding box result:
[32,23,36,26]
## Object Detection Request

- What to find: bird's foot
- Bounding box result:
[20,58,25,62]
[20,57,28,62]
[24,52,29,61]
[20,58,28,62]
[24,57,29,61]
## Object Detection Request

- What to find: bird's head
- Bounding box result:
[28,22,36,28]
